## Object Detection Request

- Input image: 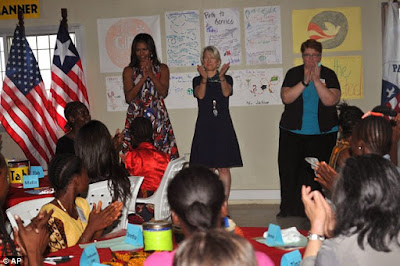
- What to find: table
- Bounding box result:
[241,227,306,265]
[5,177,53,209]
[46,227,306,265]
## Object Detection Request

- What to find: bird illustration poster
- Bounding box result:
[294,56,363,99]
[292,7,361,53]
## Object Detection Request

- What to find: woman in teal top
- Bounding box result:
[278,39,341,217]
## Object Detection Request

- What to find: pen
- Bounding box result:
[44,261,56,265]
[44,255,74,260]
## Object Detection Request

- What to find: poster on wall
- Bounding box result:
[230,68,283,106]
[164,69,283,109]
[164,72,198,109]
[203,8,241,65]
[105,76,129,112]
[165,10,201,67]
[97,16,162,73]
[244,6,282,65]
[292,7,362,53]
[294,56,363,99]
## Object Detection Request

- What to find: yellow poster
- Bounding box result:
[294,56,363,99]
[0,0,39,20]
[292,7,361,53]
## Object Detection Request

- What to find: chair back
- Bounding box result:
[127,176,144,214]
[86,176,143,232]
[136,156,186,220]
[6,197,54,230]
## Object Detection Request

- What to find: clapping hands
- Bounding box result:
[301,185,335,238]
[314,162,338,192]
[219,63,230,77]
[13,210,53,264]
[87,201,123,232]
[197,65,207,79]
[141,58,155,80]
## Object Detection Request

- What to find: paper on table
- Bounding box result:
[256,227,307,248]
[25,187,54,195]
[79,236,143,251]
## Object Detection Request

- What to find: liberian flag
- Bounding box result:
[49,22,89,132]
[382,0,400,112]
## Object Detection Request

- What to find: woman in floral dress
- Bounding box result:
[122,33,179,159]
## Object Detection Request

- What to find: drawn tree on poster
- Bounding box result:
[307,11,348,49]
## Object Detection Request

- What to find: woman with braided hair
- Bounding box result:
[144,165,273,266]
[316,112,394,192]
[41,153,123,252]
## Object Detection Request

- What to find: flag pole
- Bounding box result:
[61,8,68,30]
[18,10,24,34]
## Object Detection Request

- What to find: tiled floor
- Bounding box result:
[229,204,310,231]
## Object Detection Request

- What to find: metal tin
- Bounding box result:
[142,220,173,251]
[7,159,30,188]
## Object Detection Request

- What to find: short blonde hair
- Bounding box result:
[201,46,221,65]
[173,229,257,266]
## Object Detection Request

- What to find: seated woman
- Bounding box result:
[328,103,363,171]
[301,154,400,265]
[371,105,400,165]
[74,120,131,205]
[0,152,52,266]
[122,117,170,224]
[174,229,258,266]
[144,165,273,266]
[316,112,393,192]
[56,101,91,155]
[41,153,123,252]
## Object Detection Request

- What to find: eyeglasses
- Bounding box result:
[302,53,321,58]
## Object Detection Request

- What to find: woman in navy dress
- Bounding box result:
[190,46,242,199]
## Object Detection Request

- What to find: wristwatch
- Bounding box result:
[307,232,325,241]
[301,80,309,87]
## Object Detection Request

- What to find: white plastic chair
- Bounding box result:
[127,176,144,214]
[6,197,55,230]
[86,176,143,232]
[134,156,186,221]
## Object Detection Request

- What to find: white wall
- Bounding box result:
[1,0,384,200]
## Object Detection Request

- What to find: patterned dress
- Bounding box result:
[123,65,179,159]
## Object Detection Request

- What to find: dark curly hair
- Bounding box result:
[333,154,400,251]
[337,102,364,140]
[129,117,153,145]
[64,101,89,130]
[167,165,225,234]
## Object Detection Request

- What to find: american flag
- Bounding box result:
[49,23,89,132]
[0,26,58,167]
